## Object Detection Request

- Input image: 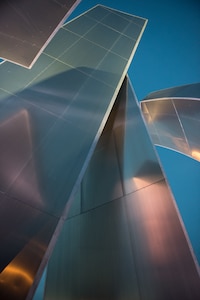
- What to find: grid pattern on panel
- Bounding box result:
[141,96,200,162]
[44,5,147,88]
[0,5,147,217]
[0,0,81,68]
[0,6,147,300]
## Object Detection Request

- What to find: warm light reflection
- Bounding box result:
[133,177,151,189]
[0,263,33,298]
[145,105,160,122]
[172,137,190,154]
[0,234,49,298]
[141,104,153,123]
[191,150,200,161]
[127,182,178,266]
[0,265,33,285]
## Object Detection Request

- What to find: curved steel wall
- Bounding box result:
[141,84,200,161]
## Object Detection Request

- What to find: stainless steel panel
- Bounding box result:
[62,76,114,128]
[175,99,200,157]
[123,19,147,40]
[45,198,140,300]
[111,35,137,60]
[43,28,81,58]
[90,52,127,88]
[0,0,81,67]
[142,98,176,116]
[175,98,200,120]
[178,117,200,151]
[80,78,126,212]
[122,81,164,195]
[0,195,58,299]
[67,188,81,219]
[0,96,58,193]
[141,94,200,161]
[0,89,11,102]
[7,119,92,217]
[44,78,200,300]
[0,54,53,94]
[125,180,200,299]
[0,6,147,298]
[58,38,108,76]
[84,5,110,22]
[63,15,97,36]
[81,129,123,212]
[102,11,130,32]
[20,63,88,117]
[84,23,120,49]
[106,7,146,27]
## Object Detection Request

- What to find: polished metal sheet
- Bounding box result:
[44,78,200,300]
[45,198,141,300]
[0,6,147,299]
[81,81,126,212]
[141,84,200,161]
[0,54,54,94]
[0,0,81,67]
[122,81,164,195]
[125,180,200,300]
[0,95,58,193]
[0,195,58,299]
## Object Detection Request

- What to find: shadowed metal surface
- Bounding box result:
[44,78,200,300]
[0,6,147,299]
[0,0,81,67]
[141,83,200,161]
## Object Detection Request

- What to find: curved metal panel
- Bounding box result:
[141,87,200,161]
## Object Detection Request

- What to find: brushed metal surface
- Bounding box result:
[125,180,200,300]
[141,95,200,161]
[0,6,147,299]
[0,195,58,299]
[0,0,81,67]
[44,78,200,300]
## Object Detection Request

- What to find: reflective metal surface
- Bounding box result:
[0,0,81,67]
[141,83,200,161]
[2,4,199,299]
[0,6,147,299]
[0,195,58,300]
[44,78,200,300]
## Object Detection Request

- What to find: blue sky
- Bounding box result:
[70,0,200,263]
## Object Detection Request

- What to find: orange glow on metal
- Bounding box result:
[129,180,176,266]
[133,177,151,189]
[191,150,200,161]
[0,265,33,285]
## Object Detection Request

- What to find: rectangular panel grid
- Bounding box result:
[0,5,147,299]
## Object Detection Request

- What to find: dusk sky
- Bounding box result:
[70,0,200,263]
